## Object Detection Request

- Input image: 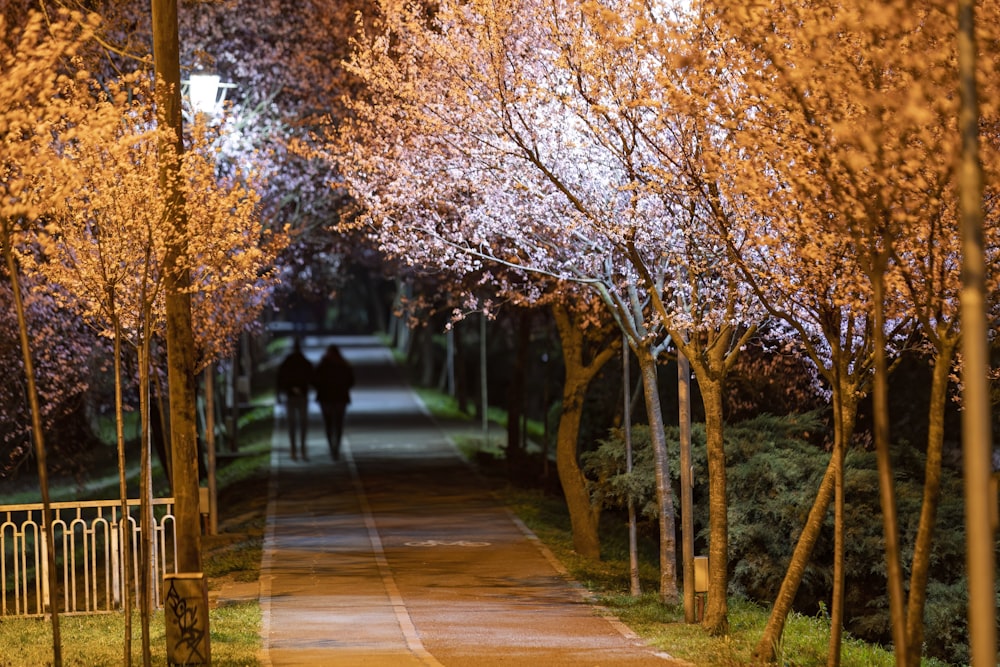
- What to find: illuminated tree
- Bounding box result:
[24,73,278,663]
[0,10,105,664]
[698,0,1000,661]
[335,0,773,615]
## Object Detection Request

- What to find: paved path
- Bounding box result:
[259,335,683,666]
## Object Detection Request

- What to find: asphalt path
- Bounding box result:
[259,335,684,666]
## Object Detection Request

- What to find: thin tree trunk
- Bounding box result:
[507,311,530,468]
[828,414,845,666]
[635,342,679,603]
[205,368,218,536]
[139,331,153,667]
[455,320,468,413]
[479,312,488,438]
[112,322,133,666]
[904,338,955,665]
[419,324,435,387]
[871,270,909,666]
[698,375,729,635]
[5,238,62,666]
[754,388,859,663]
[677,351,694,621]
[624,338,640,596]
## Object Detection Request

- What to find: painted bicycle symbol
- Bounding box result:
[404,539,491,547]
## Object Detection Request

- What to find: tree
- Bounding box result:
[0,10,106,664]
[337,0,777,612]
[25,74,276,662]
[337,5,683,599]
[698,0,1000,661]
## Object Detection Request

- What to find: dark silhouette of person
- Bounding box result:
[276,337,313,460]
[312,344,354,460]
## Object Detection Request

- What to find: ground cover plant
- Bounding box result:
[580,414,971,665]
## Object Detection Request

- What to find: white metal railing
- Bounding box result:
[0,498,177,617]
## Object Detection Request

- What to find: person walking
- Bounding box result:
[276,337,313,461]
[312,344,354,460]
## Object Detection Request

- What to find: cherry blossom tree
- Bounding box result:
[697,0,1000,662]
[333,0,773,618]
[0,10,107,663]
[337,25,687,601]
[20,68,276,662]
[28,75,165,663]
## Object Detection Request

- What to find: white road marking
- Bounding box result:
[345,438,445,667]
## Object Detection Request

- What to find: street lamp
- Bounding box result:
[185,72,235,117]
[188,73,221,114]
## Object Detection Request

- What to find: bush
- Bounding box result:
[584,412,977,665]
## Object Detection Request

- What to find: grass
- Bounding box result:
[0,378,953,666]
[0,406,274,667]
[491,457,949,667]
[0,605,262,667]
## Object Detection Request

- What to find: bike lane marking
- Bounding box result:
[345,437,445,667]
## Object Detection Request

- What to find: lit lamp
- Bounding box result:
[188,72,221,114]
[186,72,235,116]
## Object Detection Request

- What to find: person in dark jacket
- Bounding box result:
[312,344,354,460]
[276,337,313,461]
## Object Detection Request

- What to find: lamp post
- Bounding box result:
[957,1,997,663]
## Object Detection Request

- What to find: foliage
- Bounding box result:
[0,275,105,480]
[0,8,110,478]
[583,425,659,521]
[583,413,975,664]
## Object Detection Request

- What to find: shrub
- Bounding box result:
[584,412,977,664]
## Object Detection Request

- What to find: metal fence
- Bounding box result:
[0,498,178,617]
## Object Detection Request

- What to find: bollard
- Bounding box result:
[164,572,211,666]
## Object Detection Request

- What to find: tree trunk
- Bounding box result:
[551,305,615,560]
[698,374,729,635]
[828,391,846,666]
[754,390,857,663]
[871,271,909,666]
[5,237,62,666]
[634,342,679,603]
[455,320,468,413]
[419,324,435,387]
[151,0,203,577]
[904,337,956,665]
[625,339,642,596]
[112,323,133,666]
[138,331,153,666]
[555,379,601,559]
[677,351,695,622]
[754,456,835,663]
